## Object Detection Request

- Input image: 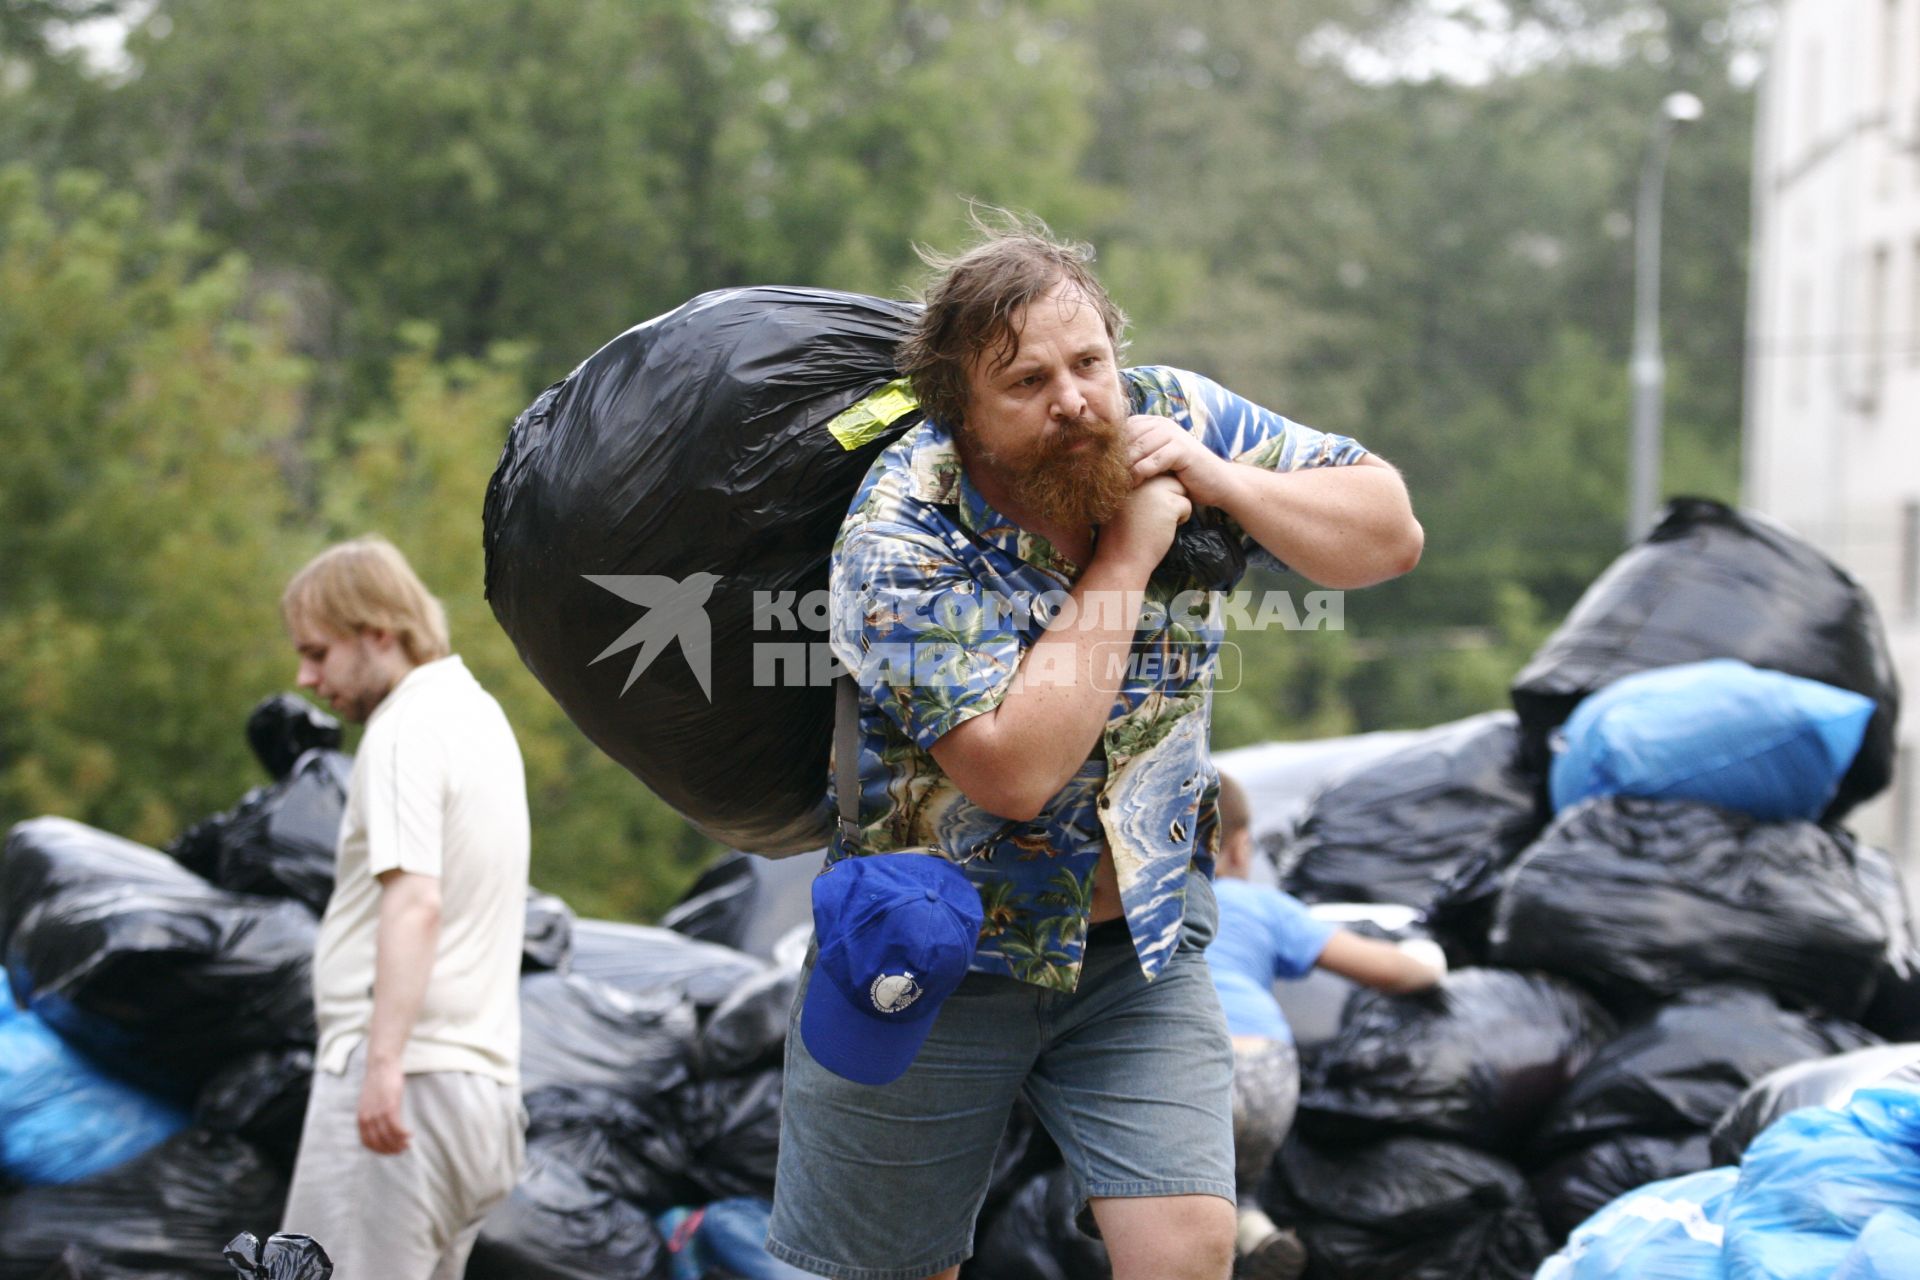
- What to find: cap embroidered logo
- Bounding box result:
[869,972,922,1013]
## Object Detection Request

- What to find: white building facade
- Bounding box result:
[1746,0,1920,873]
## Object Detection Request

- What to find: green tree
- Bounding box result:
[0,166,309,844]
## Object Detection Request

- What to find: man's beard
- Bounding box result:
[1000,413,1133,529]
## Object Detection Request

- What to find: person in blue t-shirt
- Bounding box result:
[1212,773,1446,1279]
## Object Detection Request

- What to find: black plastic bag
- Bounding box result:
[967,1168,1111,1280]
[221,1233,330,1280]
[518,972,696,1103]
[482,289,1242,854]
[192,1047,314,1173]
[244,696,343,782]
[168,752,349,915]
[1856,844,1920,1041]
[691,966,799,1079]
[1534,985,1878,1153]
[522,891,576,973]
[1529,1132,1714,1243]
[2,818,316,1088]
[0,1130,288,1280]
[671,1070,784,1203]
[1510,497,1899,819]
[1707,1041,1920,1165]
[1275,713,1546,920]
[565,920,768,1007]
[467,1145,671,1280]
[1297,967,1614,1155]
[522,1085,688,1209]
[482,287,923,854]
[1263,1132,1552,1280]
[659,850,822,960]
[1489,796,1888,1019]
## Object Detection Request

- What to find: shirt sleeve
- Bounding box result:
[1262,888,1337,981]
[362,714,449,878]
[1147,367,1371,574]
[830,522,1024,751]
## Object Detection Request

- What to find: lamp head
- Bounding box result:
[1662,92,1704,124]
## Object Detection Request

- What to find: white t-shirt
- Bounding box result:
[313,655,529,1085]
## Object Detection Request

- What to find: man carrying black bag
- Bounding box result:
[767,212,1423,1280]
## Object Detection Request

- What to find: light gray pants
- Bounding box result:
[282,1044,525,1280]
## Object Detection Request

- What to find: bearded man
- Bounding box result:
[766,214,1423,1280]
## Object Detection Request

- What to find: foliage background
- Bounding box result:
[0,0,1768,918]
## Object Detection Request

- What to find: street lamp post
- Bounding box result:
[1627,90,1704,544]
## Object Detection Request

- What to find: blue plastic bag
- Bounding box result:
[1723,1087,1920,1280]
[0,972,188,1184]
[1534,1166,1734,1279]
[1829,1209,1920,1280]
[1550,659,1875,821]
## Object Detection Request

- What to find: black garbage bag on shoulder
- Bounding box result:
[691,966,798,1078]
[483,288,1243,854]
[1297,967,1614,1155]
[1,818,316,1089]
[522,891,575,973]
[1534,985,1879,1154]
[967,1167,1111,1280]
[0,1130,287,1280]
[1263,1132,1552,1280]
[244,696,343,782]
[168,751,349,915]
[221,1233,329,1280]
[1489,796,1888,1019]
[522,1085,687,1209]
[1274,713,1546,923]
[1510,497,1899,820]
[566,919,769,1007]
[193,1047,314,1173]
[1529,1132,1715,1243]
[518,972,696,1104]
[1707,1040,1920,1165]
[467,1146,671,1280]
[481,287,923,855]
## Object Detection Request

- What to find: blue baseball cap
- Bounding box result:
[800,853,985,1086]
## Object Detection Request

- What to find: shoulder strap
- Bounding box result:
[834,673,862,846]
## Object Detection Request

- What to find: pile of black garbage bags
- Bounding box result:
[1243,498,1916,1279]
[6,496,1918,1280]
[0,694,812,1280]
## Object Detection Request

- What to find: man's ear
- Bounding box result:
[363,627,399,655]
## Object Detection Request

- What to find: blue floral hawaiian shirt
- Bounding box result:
[826,365,1369,991]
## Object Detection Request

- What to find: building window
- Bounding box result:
[1793,278,1812,405]
[1884,0,1901,118]
[1911,239,1920,366]
[1903,498,1920,620]
[1863,245,1890,413]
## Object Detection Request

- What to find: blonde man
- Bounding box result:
[279,536,529,1280]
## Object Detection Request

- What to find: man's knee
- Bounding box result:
[1092,1193,1236,1280]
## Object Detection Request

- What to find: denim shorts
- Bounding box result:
[766,880,1235,1280]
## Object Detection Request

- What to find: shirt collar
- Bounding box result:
[368,653,466,726]
[902,418,1080,581]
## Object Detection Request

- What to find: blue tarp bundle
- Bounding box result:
[1535,1086,1920,1279]
[0,972,186,1185]
[1550,659,1875,823]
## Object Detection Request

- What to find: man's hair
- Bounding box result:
[897,207,1128,431]
[1217,772,1250,841]
[282,536,451,665]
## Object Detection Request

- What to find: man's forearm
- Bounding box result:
[1215,458,1423,589]
[928,552,1153,821]
[364,873,441,1069]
